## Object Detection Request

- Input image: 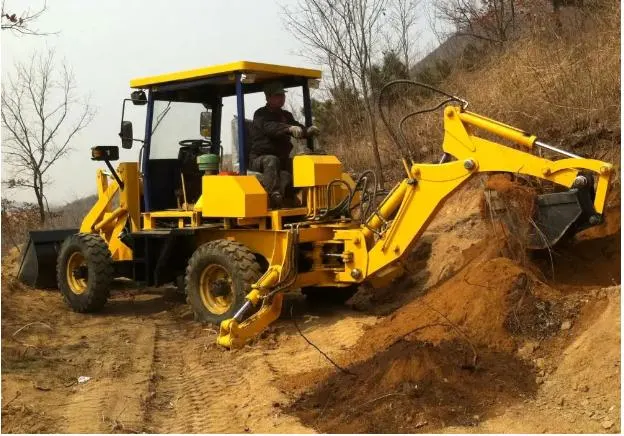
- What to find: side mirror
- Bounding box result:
[131,90,147,106]
[120,121,133,149]
[200,110,212,138]
[91,146,119,161]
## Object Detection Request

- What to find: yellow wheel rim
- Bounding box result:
[66,251,88,295]
[199,264,234,315]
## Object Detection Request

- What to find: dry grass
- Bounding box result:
[327,0,620,186]
[447,3,620,150]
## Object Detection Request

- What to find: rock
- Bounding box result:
[518,341,538,358]
[536,376,544,385]
[535,358,546,369]
[415,420,428,429]
[608,405,615,412]
[602,420,614,430]
[587,410,594,417]
[560,320,573,330]
[473,415,480,421]
[559,397,565,406]
[581,399,590,407]
[538,370,546,377]
[580,385,590,392]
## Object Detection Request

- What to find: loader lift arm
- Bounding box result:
[217,101,613,349]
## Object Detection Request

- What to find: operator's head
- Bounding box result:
[264,81,286,110]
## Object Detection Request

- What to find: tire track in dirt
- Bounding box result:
[62,322,156,433]
[143,310,378,433]
[145,324,249,433]
[145,323,310,433]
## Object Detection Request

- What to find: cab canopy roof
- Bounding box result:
[130,61,321,102]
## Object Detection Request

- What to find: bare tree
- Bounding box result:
[1,0,54,35]
[388,0,421,71]
[282,0,389,185]
[1,49,94,224]
[434,0,518,44]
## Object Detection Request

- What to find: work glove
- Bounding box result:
[288,125,304,138]
[306,125,320,137]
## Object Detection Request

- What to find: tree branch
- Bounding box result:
[1,0,57,36]
[1,48,94,224]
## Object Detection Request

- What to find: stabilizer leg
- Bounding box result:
[217,228,297,348]
[217,265,285,348]
[217,293,284,348]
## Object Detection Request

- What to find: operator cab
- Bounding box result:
[120,61,322,213]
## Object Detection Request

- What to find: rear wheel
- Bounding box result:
[302,285,359,305]
[185,240,262,325]
[57,233,113,312]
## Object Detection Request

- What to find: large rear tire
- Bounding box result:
[56,233,113,313]
[185,240,262,325]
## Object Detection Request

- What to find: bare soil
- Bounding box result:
[1,183,620,433]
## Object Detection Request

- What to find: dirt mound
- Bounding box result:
[287,225,614,433]
[448,286,621,434]
[349,253,567,363]
[290,338,536,433]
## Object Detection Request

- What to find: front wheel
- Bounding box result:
[185,240,262,325]
[56,233,113,313]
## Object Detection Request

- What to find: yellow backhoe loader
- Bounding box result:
[18,62,613,348]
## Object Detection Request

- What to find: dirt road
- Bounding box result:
[2,185,620,433]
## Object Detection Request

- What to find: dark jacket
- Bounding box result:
[249,105,305,161]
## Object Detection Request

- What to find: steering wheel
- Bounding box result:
[178,139,212,149]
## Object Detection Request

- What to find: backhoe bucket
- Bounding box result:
[484,173,601,250]
[17,229,78,289]
[526,189,594,249]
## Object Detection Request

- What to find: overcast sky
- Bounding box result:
[2,0,436,206]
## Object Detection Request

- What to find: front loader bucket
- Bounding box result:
[484,173,602,250]
[17,229,78,289]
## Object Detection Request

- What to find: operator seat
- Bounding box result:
[177,145,203,205]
